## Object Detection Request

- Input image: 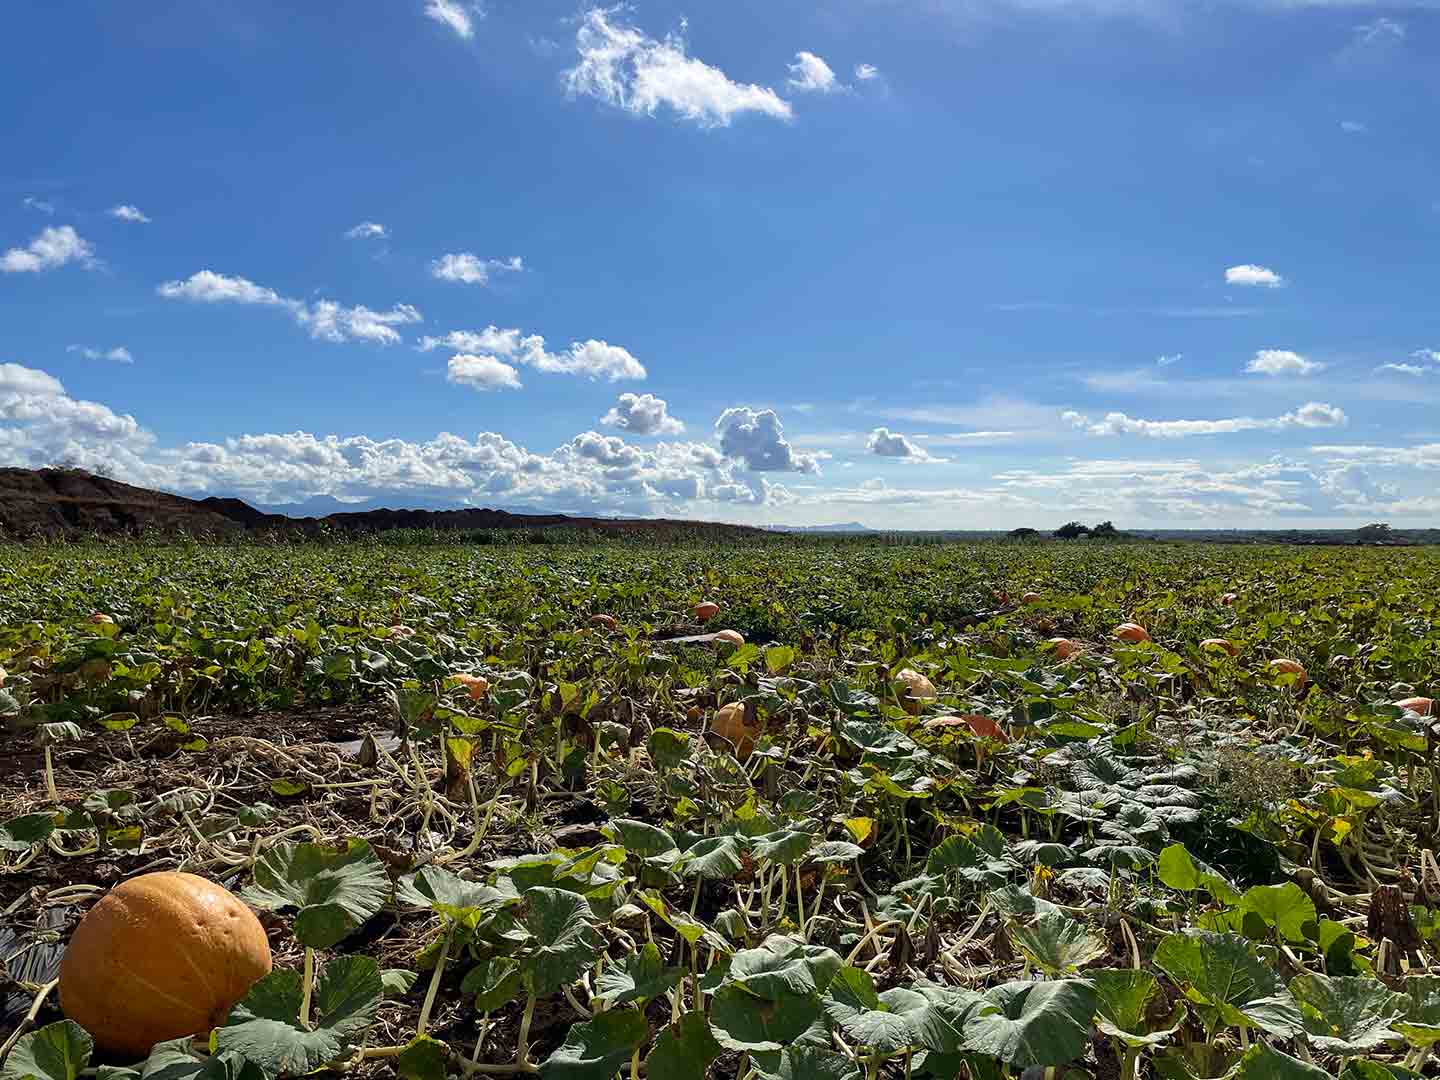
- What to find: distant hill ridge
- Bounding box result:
[0,468,763,539]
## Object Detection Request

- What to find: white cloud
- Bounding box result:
[108,204,150,224]
[601,392,685,435]
[1339,119,1368,134]
[1246,348,1325,376]
[866,426,938,461]
[1063,401,1347,438]
[1375,362,1428,377]
[565,8,793,128]
[22,197,55,215]
[1,226,96,273]
[929,431,1017,442]
[447,354,521,392]
[1225,264,1284,288]
[1156,353,1182,367]
[418,325,646,381]
[346,221,388,240]
[157,270,421,345]
[715,407,819,473]
[67,345,134,364]
[425,0,479,39]
[854,63,880,81]
[787,52,845,94]
[430,252,523,286]
[1412,348,1440,365]
[1354,17,1405,46]
[1310,443,1440,470]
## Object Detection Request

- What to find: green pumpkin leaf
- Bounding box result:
[518,888,604,996]
[963,979,1097,1068]
[396,1035,448,1080]
[0,1021,92,1080]
[1231,1043,1330,1079]
[244,839,389,949]
[1290,973,1406,1055]
[1009,913,1106,977]
[594,942,685,1006]
[540,1010,648,1080]
[644,1012,722,1080]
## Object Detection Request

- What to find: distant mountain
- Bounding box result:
[770,522,876,533]
[0,468,763,540]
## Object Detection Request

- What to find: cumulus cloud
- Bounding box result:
[446,354,521,392]
[1246,349,1324,376]
[601,392,685,435]
[157,270,421,345]
[430,252,523,286]
[1,226,96,273]
[715,407,819,473]
[108,204,150,223]
[787,52,845,93]
[1225,264,1284,288]
[425,0,479,39]
[854,63,880,81]
[565,8,792,128]
[418,325,646,381]
[67,345,133,364]
[866,427,938,461]
[1063,401,1347,438]
[346,222,388,239]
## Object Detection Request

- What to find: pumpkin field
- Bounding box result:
[4,536,1440,1080]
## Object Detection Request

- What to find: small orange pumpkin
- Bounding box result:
[1220,593,1238,606]
[1114,623,1151,644]
[388,625,416,639]
[711,701,760,760]
[925,713,1009,742]
[88,613,114,625]
[1200,638,1239,657]
[694,602,720,623]
[59,872,272,1057]
[712,629,745,649]
[895,668,937,714]
[1021,592,1043,605]
[1395,697,1433,716]
[590,614,618,631]
[1048,638,1082,661]
[1268,658,1308,688]
[451,673,489,701]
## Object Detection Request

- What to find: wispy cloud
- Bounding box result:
[430,252,523,287]
[787,52,846,94]
[157,270,421,345]
[67,345,134,364]
[564,9,792,128]
[345,221,388,240]
[22,196,55,215]
[854,63,880,81]
[1,225,96,273]
[108,204,151,224]
[424,0,480,40]
[1064,401,1347,437]
[1339,119,1368,134]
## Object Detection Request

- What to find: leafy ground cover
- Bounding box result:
[2,537,1440,1080]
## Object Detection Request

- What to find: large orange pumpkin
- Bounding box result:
[712,629,745,649]
[895,668,937,714]
[451,673,489,701]
[694,602,720,623]
[1113,623,1151,644]
[1396,697,1434,716]
[1268,658,1308,688]
[1047,638,1082,661]
[712,702,760,760]
[60,872,272,1057]
[1200,638,1239,657]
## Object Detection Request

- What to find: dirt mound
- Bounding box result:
[0,468,761,539]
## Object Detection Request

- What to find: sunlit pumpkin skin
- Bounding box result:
[1396,697,1434,716]
[1268,658,1308,688]
[1200,638,1239,657]
[1220,593,1238,606]
[712,629,745,649]
[895,668,937,714]
[694,602,720,623]
[1020,592,1043,605]
[1113,623,1151,644]
[924,714,1008,742]
[590,614,617,631]
[88,613,114,625]
[387,625,415,639]
[712,701,760,760]
[0,665,6,688]
[60,872,272,1057]
[451,673,489,701]
[1048,638,1082,661]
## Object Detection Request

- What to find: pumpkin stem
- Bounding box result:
[298,946,315,1029]
[416,925,454,1037]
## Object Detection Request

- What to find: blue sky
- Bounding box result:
[3,0,1439,528]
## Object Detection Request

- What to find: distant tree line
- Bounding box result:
[1007,521,1125,540]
